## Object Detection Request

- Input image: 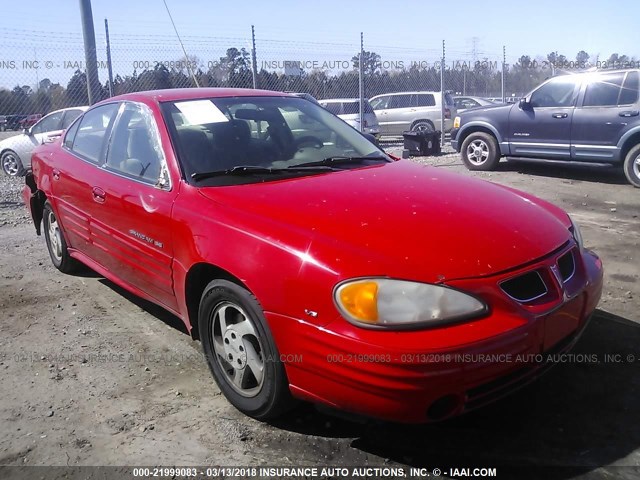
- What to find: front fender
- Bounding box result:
[458,121,505,146]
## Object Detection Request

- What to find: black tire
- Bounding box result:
[623,144,640,188]
[198,279,294,420]
[411,120,435,133]
[460,132,500,171]
[42,201,79,273]
[1,150,24,177]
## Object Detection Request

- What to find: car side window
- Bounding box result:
[388,95,412,109]
[583,72,626,107]
[61,109,84,129]
[322,103,342,115]
[620,71,639,105]
[69,103,119,163]
[31,111,63,135]
[530,77,578,108]
[370,96,389,110]
[105,102,169,187]
[416,94,436,107]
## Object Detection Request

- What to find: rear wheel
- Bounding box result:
[411,120,435,133]
[623,144,640,188]
[43,201,79,273]
[198,280,294,419]
[1,150,23,177]
[461,132,500,171]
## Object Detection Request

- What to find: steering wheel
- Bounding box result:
[295,136,324,150]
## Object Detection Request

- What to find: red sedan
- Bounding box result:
[24,88,603,423]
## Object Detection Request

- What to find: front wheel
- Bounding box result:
[1,150,24,177]
[623,144,640,188]
[198,280,294,419]
[460,132,500,171]
[43,201,79,273]
[411,120,435,133]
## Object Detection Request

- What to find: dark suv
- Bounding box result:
[451,69,640,187]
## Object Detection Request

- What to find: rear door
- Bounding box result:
[507,75,579,159]
[52,103,120,259]
[571,71,639,162]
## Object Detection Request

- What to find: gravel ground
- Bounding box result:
[0,135,639,479]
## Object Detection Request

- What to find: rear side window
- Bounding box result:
[388,95,412,109]
[341,101,374,114]
[620,71,639,105]
[583,72,626,107]
[416,94,436,107]
[322,103,342,115]
[69,103,119,163]
[63,118,81,148]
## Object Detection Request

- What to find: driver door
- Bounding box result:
[507,76,580,159]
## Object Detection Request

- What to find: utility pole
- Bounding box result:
[251,25,258,89]
[501,45,506,103]
[105,19,114,97]
[79,0,101,104]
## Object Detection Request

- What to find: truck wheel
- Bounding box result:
[198,279,294,420]
[461,132,500,171]
[623,144,640,188]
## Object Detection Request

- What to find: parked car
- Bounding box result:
[5,114,27,131]
[453,96,498,112]
[451,69,640,187]
[369,91,457,136]
[286,92,320,105]
[319,98,380,138]
[20,113,43,129]
[0,106,88,176]
[24,88,602,423]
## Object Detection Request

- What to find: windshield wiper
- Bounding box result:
[292,155,389,168]
[191,165,335,182]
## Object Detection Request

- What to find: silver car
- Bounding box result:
[319,98,380,137]
[369,91,457,136]
[453,96,498,112]
[0,106,88,176]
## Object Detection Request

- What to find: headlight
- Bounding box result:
[334,278,487,329]
[569,215,584,250]
[453,116,461,129]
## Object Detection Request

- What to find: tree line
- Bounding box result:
[0,48,637,116]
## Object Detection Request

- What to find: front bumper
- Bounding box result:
[450,127,460,151]
[268,247,603,423]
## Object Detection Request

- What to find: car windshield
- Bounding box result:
[162,96,388,185]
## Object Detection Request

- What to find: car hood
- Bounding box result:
[460,102,512,117]
[0,134,30,150]
[199,160,571,282]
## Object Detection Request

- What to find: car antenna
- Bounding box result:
[161,0,200,88]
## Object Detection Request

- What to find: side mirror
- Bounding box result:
[23,127,31,135]
[519,97,532,110]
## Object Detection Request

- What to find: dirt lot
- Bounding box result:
[0,131,639,479]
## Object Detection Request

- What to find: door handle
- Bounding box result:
[552,113,568,119]
[52,168,60,180]
[92,186,106,204]
[619,110,639,117]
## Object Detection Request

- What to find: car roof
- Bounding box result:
[371,91,440,98]
[99,88,293,105]
[320,98,369,103]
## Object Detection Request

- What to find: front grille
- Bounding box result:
[499,271,547,302]
[557,250,576,282]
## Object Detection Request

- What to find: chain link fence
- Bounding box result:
[3,25,625,134]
